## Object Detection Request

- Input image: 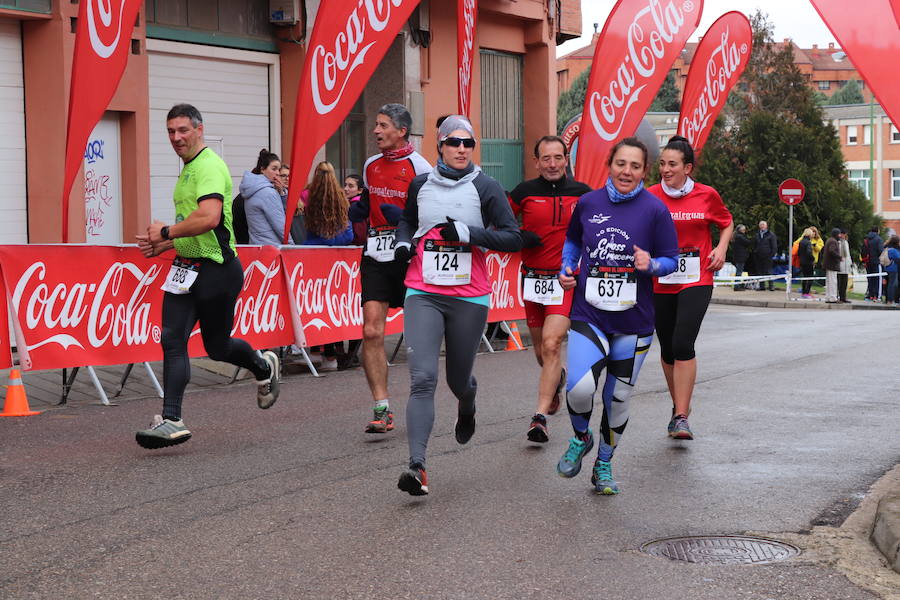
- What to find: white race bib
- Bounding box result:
[422,239,472,286]
[523,270,564,306]
[658,248,701,284]
[367,226,397,262]
[161,258,200,295]
[585,267,637,311]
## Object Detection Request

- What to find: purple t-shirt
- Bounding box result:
[567,187,679,335]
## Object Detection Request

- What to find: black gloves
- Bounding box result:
[379,203,403,225]
[394,244,412,263]
[520,229,543,248]
[438,217,459,242]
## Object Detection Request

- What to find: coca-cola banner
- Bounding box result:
[486,251,526,322]
[0,246,293,371]
[457,0,477,116]
[62,0,142,242]
[575,0,703,188]
[284,0,423,243]
[811,1,900,133]
[677,11,752,153]
[280,247,403,346]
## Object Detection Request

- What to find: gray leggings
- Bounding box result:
[404,293,488,468]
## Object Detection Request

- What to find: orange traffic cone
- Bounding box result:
[1,369,40,417]
[505,321,525,351]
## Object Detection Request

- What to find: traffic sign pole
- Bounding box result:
[777,179,806,302]
[787,205,793,301]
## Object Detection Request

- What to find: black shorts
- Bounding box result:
[361,256,408,308]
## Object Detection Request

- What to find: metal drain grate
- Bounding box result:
[641,535,800,565]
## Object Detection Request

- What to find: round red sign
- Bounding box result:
[778,179,805,206]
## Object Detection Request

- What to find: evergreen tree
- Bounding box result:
[827,79,864,105]
[699,11,879,259]
[650,71,680,112]
[557,67,591,134]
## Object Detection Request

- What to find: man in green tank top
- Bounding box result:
[134,103,281,450]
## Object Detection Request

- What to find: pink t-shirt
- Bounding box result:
[404,227,491,297]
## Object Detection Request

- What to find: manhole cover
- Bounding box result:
[641,535,800,565]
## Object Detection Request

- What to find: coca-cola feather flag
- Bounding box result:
[285,0,422,243]
[811,1,900,133]
[457,0,477,116]
[575,0,703,188]
[677,11,751,154]
[62,0,142,243]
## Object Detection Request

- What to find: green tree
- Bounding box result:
[557,67,591,134]
[700,11,879,258]
[649,71,680,112]
[827,79,864,105]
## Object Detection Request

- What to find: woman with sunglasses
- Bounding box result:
[393,115,522,496]
[556,137,679,495]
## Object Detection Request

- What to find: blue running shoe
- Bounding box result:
[556,431,594,478]
[669,414,693,440]
[591,459,619,495]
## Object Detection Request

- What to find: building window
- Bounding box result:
[818,80,830,90]
[847,125,858,145]
[891,125,900,143]
[863,125,872,145]
[325,96,366,183]
[848,169,870,199]
[892,169,900,199]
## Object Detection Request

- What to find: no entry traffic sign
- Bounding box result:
[778,179,806,205]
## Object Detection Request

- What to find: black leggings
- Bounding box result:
[161,257,269,419]
[653,285,713,364]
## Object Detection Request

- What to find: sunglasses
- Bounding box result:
[442,137,476,148]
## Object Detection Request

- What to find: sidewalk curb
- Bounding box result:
[872,494,900,574]
[711,296,897,310]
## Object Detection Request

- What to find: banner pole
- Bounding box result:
[787,204,793,302]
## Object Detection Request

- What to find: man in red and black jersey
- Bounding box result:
[509,135,591,444]
[349,103,432,434]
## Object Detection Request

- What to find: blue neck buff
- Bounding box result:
[604,177,644,203]
[437,158,474,180]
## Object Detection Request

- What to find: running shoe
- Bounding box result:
[455,412,476,444]
[548,368,566,415]
[257,350,281,409]
[669,414,693,440]
[398,464,429,496]
[556,430,594,478]
[365,406,394,433]
[591,459,619,495]
[135,415,192,449]
[526,413,549,443]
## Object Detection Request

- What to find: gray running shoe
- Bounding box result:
[669,414,693,440]
[591,459,619,495]
[556,430,594,477]
[135,415,191,449]
[257,350,281,409]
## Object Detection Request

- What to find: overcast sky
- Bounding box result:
[557,1,838,57]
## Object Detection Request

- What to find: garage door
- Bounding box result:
[0,20,26,244]
[148,41,277,224]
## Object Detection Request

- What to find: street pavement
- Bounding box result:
[2,302,899,599]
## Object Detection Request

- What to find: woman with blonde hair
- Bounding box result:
[797,227,815,298]
[303,161,353,369]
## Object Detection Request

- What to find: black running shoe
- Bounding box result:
[526,413,549,443]
[455,412,476,444]
[398,464,429,496]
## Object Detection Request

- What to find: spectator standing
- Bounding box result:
[239,149,290,245]
[754,221,777,291]
[344,174,368,246]
[838,229,852,303]
[280,164,306,244]
[797,228,815,298]
[885,235,900,305]
[822,228,842,303]
[864,227,884,301]
[731,224,751,291]
[808,226,824,266]
[303,161,354,370]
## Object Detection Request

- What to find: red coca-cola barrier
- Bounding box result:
[0,245,527,371]
[0,275,10,369]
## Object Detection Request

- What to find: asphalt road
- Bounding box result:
[2,305,899,599]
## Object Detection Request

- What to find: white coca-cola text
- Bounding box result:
[458,0,476,115]
[680,27,746,145]
[588,0,691,141]
[290,260,363,331]
[310,0,405,115]
[232,260,286,336]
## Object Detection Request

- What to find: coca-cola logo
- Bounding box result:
[10,261,161,352]
[458,0,477,115]
[310,0,405,115]
[681,27,746,145]
[588,0,693,141]
[289,260,363,331]
[486,253,524,310]
[230,259,286,337]
[86,0,126,59]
